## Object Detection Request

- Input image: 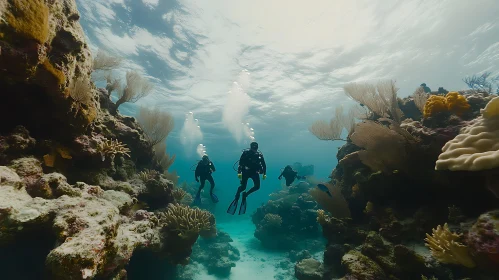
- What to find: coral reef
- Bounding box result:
[467,210,499,266]
[0,165,215,278]
[252,179,323,250]
[312,89,499,280]
[188,231,240,277]
[0,0,96,136]
[294,258,323,280]
[0,1,210,278]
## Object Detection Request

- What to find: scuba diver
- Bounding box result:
[227,142,267,215]
[278,165,305,186]
[194,155,218,205]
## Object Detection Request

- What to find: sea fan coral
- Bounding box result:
[309,183,351,219]
[424,223,475,268]
[159,204,213,238]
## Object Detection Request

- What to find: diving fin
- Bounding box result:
[238,193,247,215]
[210,193,219,203]
[227,198,239,215]
[193,192,201,205]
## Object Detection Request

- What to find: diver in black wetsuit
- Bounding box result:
[278,165,304,187]
[194,155,218,205]
[227,142,267,215]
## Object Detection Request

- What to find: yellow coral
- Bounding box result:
[5,0,50,44]
[423,92,470,118]
[424,223,475,268]
[423,95,447,118]
[445,91,470,116]
[43,153,55,167]
[364,201,374,214]
[351,184,360,197]
[316,209,329,225]
[56,146,72,159]
[41,59,67,88]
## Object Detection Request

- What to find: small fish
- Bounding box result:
[359,103,365,107]
[392,170,399,174]
[317,183,333,198]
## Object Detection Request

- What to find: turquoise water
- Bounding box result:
[74,0,499,279]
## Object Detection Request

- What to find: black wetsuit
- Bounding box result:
[195,160,216,194]
[236,149,267,197]
[279,169,300,186]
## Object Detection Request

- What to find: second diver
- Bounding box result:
[278,165,305,187]
[194,154,218,205]
[227,142,267,215]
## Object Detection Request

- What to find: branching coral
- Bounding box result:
[262,213,283,228]
[97,139,130,161]
[138,169,160,182]
[423,92,470,118]
[159,204,213,238]
[172,188,187,202]
[424,223,475,268]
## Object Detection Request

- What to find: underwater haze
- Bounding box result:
[1,0,499,279]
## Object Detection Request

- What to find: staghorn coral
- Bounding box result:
[138,169,160,182]
[97,138,131,161]
[172,188,187,202]
[424,223,475,268]
[159,203,213,239]
[263,213,283,228]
